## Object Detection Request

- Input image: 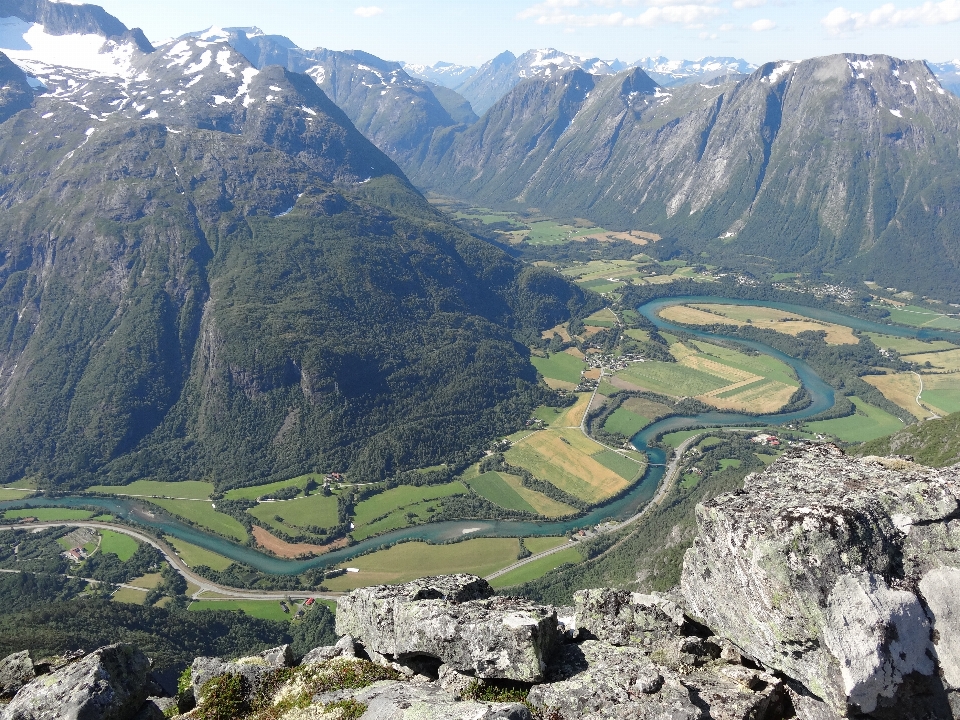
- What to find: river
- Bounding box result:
[2,296,954,575]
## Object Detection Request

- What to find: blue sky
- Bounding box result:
[94,1,959,66]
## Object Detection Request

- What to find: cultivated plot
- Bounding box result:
[805,397,904,442]
[87,480,214,499]
[660,304,859,345]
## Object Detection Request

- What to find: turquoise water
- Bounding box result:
[2,296,951,575]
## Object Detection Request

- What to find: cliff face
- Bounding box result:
[1,446,956,720]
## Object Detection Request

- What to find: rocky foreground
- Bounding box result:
[0,445,956,719]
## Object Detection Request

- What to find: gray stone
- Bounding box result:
[437,664,475,697]
[574,588,687,648]
[303,636,356,665]
[338,680,533,719]
[335,635,357,659]
[133,697,173,720]
[681,445,960,716]
[526,640,700,720]
[191,644,295,705]
[0,644,151,720]
[336,576,559,682]
[0,651,35,699]
[920,565,960,690]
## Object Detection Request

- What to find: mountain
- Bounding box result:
[424,81,478,125]
[413,55,960,299]
[0,8,584,488]
[929,60,960,96]
[856,412,960,467]
[183,27,468,166]
[402,60,477,89]
[455,49,628,115]
[634,56,756,87]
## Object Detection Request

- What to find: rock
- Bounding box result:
[191,644,295,705]
[336,576,559,682]
[133,697,174,720]
[303,636,357,665]
[526,640,700,720]
[437,664,475,697]
[682,445,960,717]
[320,680,533,719]
[574,588,687,648]
[0,651,35,699]
[334,635,357,659]
[1,644,151,720]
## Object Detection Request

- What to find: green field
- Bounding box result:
[188,600,295,622]
[247,493,340,535]
[91,515,114,522]
[718,459,743,470]
[865,333,958,355]
[0,489,35,501]
[489,547,583,588]
[167,536,235,571]
[87,480,214,499]
[806,397,904,442]
[592,450,644,480]
[617,361,728,397]
[148,499,247,542]
[660,430,703,448]
[352,483,467,529]
[879,305,960,330]
[603,406,650,438]
[524,537,569,554]
[4,508,94,521]
[112,587,147,605]
[584,308,619,327]
[526,220,606,245]
[224,474,323,501]
[324,538,527,591]
[921,388,960,414]
[531,352,585,384]
[468,472,537,514]
[99,529,138,561]
[689,341,799,387]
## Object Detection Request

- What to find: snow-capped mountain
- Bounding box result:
[401,61,477,89]
[927,60,960,96]
[634,56,757,87]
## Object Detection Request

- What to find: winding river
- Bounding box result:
[3,296,957,575]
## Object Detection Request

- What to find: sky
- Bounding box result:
[87,0,960,67]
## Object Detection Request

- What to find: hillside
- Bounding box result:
[0,15,584,489]
[413,55,960,300]
[855,412,960,467]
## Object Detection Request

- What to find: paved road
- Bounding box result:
[0,521,343,602]
[485,434,700,583]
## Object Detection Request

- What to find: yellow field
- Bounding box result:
[507,431,630,503]
[563,347,585,360]
[112,587,147,605]
[541,323,572,342]
[543,377,577,390]
[556,393,594,427]
[660,304,858,345]
[904,349,960,372]
[498,474,576,517]
[127,573,163,589]
[708,380,797,413]
[681,354,754,383]
[864,372,927,419]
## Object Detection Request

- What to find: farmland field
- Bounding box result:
[148,499,247,542]
[616,361,729,397]
[489,547,583,588]
[87,480,214,499]
[879,305,960,330]
[0,488,34,501]
[920,375,960,414]
[864,372,927,419]
[352,483,468,529]
[531,352,585,385]
[584,308,619,328]
[660,430,703,448]
[468,471,536,514]
[660,304,858,345]
[4,508,94,521]
[805,397,904,442]
[247,493,340,535]
[865,334,958,355]
[99,529,138,561]
[603,406,651,437]
[111,587,147,605]
[167,536,234,571]
[224,474,324,500]
[905,349,960,372]
[188,600,294,622]
[127,573,163,589]
[323,538,526,591]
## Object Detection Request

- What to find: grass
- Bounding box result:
[584,308,619,327]
[99,529,138,561]
[224,474,324,500]
[247,493,340,534]
[324,539,526,591]
[865,333,958,355]
[592,450,644,480]
[905,349,960,372]
[4,508,94,521]
[112,587,147,605]
[526,220,606,245]
[496,473,576,517]
[524,537,569,553]
[660,430,703,448]
[86,480,214,499]
[806,397,905,442]
[148,499,247,542]
[680,473,701,490]
[531,352,585,384]
[920,376,960,414]
[863,373,928,420]
[617,361,729,397]
[488,547,583,588]
[127,573,163,589]
[352,483,468,529]
[468,472,537,514]
[718,459,743,470]
[351,504,442,541]
[91,514,114,522]
[0,489,35,501]
[188,600,295,622]
[662,304,858,345]
[167,536,235,571]
[603,407,651,437]
[879,305,960,330]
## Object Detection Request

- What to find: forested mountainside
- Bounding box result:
[856,411,960,467]
[412,55,960,299]
[0,23,584,489]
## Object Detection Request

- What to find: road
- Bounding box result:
[485,433,699,582]
[0,521,343,602]
[912,371,941,420]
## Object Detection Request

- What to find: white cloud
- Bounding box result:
[719,22,736,30]
[518,0,723,27]
[354,6,384,18]
[732,0,766,7]
[750,17,776,30]
[822,0,960,34]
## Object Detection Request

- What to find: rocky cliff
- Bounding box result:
[1,446,956,719]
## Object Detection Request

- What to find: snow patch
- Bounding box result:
[301,106,317,115]
[889,108,902,117]
[216,49,236,77]
[185,50,212,75]
[41,111,54,118]
[766,62,794,84]
[0,17,136,77]
[269,85,282,92]
[142,109,158,119]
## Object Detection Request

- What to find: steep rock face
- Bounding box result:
[0,54,34,124]
[335,576,559,682]
[416,54,960,297]
[0,651,34,699]
[682,445,960,717]
[0,644,150,720]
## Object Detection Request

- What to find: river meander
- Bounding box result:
[3,296,957,574]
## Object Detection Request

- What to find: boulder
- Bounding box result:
[682,445,960,717]
[574,588,687,647]
[191,644,294,705]
[0,651,35,699]
[302,635,357,665]
[336,576,559,682]
[315,680,533,719]
[0,644,151,720]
